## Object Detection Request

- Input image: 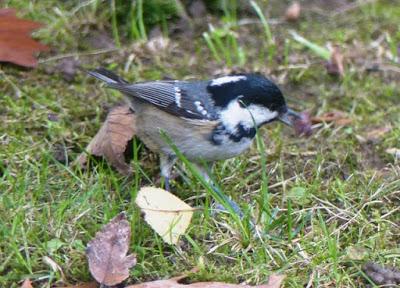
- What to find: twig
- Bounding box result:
[38,47,119,63]
[331,0,378,17]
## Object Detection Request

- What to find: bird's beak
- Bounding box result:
[278,108,301,127]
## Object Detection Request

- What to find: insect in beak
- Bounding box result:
[278,108,301,127]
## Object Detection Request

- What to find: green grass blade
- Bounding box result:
[250,0,273,44]
[290,30,331,60]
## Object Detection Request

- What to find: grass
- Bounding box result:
[1,0,400,287]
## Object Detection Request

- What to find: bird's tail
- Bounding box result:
[88,68,129,85]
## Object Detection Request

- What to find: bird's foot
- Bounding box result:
[209,185,258,234]
[164,177,170,191]
[212,197,244,218]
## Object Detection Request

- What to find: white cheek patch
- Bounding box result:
[210,75,247,86]
[219,101,278,131]
[245,104,278,127]
[219,101,248,131]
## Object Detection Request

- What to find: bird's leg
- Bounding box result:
[160,154,176,191]
[194,163,244,218]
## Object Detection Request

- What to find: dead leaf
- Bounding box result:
[386,148,400,159]
[126,273,285,288]
[21,279,33,288]
[285,2,301,22]
[86,212,136,286]
[0,8,49,67]
[265,274,286,288]
[311,111,352,125]
[364,126,391,142]
[326,46,345,77]
[293,111,312,136]
[76,104,135,175]
[135,187,194,245]
[57,282,98,288]
[363,262,400,286]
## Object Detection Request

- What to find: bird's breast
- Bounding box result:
[133,104,254,161]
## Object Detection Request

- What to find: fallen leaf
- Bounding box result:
[326,45,345,77]
[126,273,285,288]
[135,187,194,245]
[21,279,33,288]
[76,104,135,175]
[293,111,312,136]
[57,282,98,288]
[285,2,301,22]
[311,111,352,125]
[86,212,136,286]
[386,148,400,159]
[0,8,49,67]
[364,126,391,142]
[363,262,400,286]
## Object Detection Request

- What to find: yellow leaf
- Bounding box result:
[135,187,194,245]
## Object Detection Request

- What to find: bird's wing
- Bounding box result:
[108,80,218,120]
[89,68,218,120]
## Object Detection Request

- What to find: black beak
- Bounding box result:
[278,108,301,127]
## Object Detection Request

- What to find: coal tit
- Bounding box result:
[89,68,300,190]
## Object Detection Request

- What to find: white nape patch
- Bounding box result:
[174,86,182,107]
[210,75,246,86]
[219,99,278,132]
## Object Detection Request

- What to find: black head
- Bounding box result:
[207,73,287,114]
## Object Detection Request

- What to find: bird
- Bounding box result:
[89,68,301,191]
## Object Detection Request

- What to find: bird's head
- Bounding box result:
[207,74,300,129]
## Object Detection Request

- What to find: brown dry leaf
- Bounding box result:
[363,262,400,286]
[311,111,352,125]
[135,187,194,245]
[86,212,136,286]
[285,2,301,22]
[0,8,49,67]
[326,46,345,77]
[126,273,285,288]
[21,279,33,288]
[76,104,135,175]
[58,282,98,288]
[293,111,312,136]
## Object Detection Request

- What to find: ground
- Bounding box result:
[0,0,399,287]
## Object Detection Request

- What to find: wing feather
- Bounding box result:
[108,81,217,120]
[89,68,217,120]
